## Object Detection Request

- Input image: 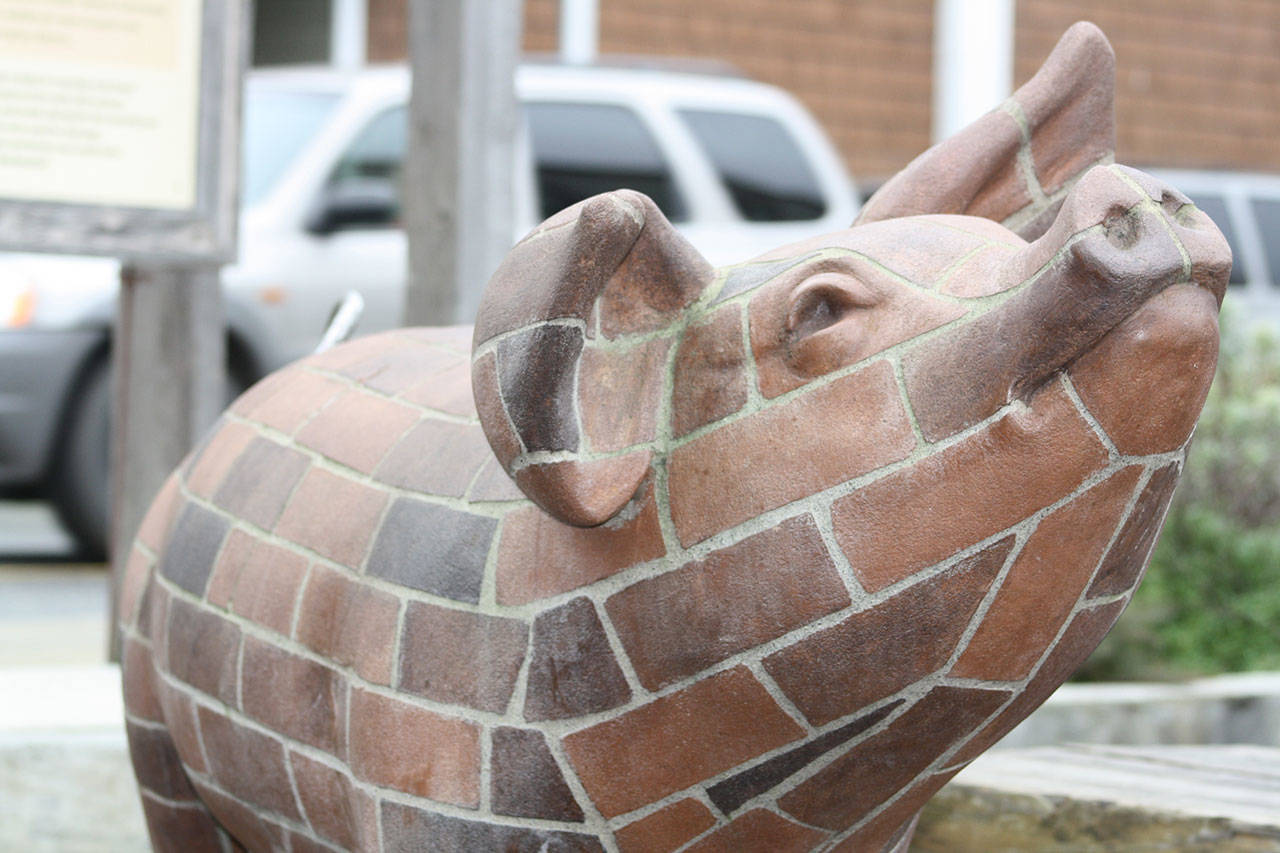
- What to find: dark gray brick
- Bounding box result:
[366,497,497,603]
[158,501,228,596]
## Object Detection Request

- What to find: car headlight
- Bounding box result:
[0,282,35,329]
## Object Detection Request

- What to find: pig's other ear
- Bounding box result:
[856,21,1115,239]
[471,190,713,526]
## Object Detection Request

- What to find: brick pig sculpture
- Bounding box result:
[120,23,1229,853]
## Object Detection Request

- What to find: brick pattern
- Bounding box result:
[121,27,1226,848]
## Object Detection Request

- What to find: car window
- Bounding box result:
[242,89,341,206]
[678,109,826,222]
[1251,198,1280,287]
[525,102,687,222]
[1188,193,1245,285]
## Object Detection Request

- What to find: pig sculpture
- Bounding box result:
[120,22,1229,853]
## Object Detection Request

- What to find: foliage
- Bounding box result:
[1077,311,1280,681]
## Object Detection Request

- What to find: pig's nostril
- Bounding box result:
[1104,210,1141,249]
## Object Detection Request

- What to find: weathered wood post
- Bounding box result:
[403,0,523,326]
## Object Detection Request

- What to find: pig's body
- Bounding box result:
[120,24,1229,853]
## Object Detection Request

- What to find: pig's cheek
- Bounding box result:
[1068,283,1219,455]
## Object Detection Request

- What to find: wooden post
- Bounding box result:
[402,0,523,327]
[108,263,225,659]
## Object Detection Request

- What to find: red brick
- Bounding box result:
[562,666,804,817]
[1089,463,1180,598]
[221,535,309,635]
[138,795,222,853]
[122,635,162,721]
[212,437,311,529]
[197,708,301,820]
[669,360,915,546]
[397,601,528,713]
[831,383,1108,592]
[348,688,480,807]
[496,483,665,605]
[190,778,288,851]
[185,422,256,500]
[127,721,198,801]
[204,528,250,608]
[373,418,493,498]
[340,337,461,395]
[274,467,389,568]
[949,599,1127,765]
[466,457,526,502]
[764,536,1011,726]
[615,799,717,853]
[607,515,850,690]
[400,356,477,417]
[295,564,400,685]
[523,597,632,721]
[828,770,955,852]
[778,685,1009,830]
[290,751,379,851]
[137,471,183,550]
[952,467,1141,681]
[295,388,419,473]
[239,370,346,435]
[163,598,241,706]
[1069,284,1220,455]
[671,303,748,438]
[241,637,347,756]
[685,809,826,853]
[513,451,654,527]
[154,683,206,773]
[577,336,670,451]
[472,350,522,469]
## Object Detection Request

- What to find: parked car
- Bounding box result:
[0,61,859,556]
[1144,169,1280,325]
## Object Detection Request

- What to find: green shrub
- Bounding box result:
[1078,311,1280,681]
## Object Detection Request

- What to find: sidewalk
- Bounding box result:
[0,564,147,852]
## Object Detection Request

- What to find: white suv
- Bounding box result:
[0,61,859,554]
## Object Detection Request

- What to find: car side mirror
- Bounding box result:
[304,179,399,235]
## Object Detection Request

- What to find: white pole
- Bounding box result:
[331,0,367,70]
[932,0,1015,142]
[560,0,598,65]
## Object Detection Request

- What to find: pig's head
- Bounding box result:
[470,21,1229,847]
[472,22,1228,539]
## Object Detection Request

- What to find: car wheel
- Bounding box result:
[49,360,246,561]
[48,361,111,560]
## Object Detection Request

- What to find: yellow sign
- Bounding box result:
[0,0,202,210]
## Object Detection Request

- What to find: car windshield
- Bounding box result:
[241,88,341,207]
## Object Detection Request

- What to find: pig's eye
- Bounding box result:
[786,274,878,340]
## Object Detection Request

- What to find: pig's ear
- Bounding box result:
[856,21,1115,239]
[471,190,713,526]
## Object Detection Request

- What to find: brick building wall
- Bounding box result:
[1017,0,1280,173]
[366,0,1279,183]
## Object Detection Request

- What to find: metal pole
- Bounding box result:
[403,0,522,327]
[331,0,367,70]
[560,0,599,65]
[932,0,1015,142]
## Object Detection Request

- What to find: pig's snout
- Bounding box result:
[1041,165,1230,310]
[903,164,1230,442]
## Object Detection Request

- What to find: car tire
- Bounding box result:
[49,358,248,561]
[48,361,111,560]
